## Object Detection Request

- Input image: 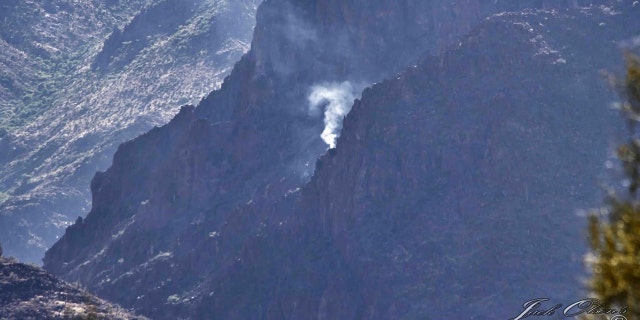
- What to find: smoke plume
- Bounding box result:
[308,81,360,148]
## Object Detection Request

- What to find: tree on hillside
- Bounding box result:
[586,52,640,319]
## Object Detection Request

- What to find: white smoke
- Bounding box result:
[308,81,359,149]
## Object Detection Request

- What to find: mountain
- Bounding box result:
[278,9,639,318]
[0,257,146,319]
[43,0,639,319]
[0,0,259,263]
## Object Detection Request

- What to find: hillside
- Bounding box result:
[0,0,259,263]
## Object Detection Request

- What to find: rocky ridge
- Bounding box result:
[0,257,146,319]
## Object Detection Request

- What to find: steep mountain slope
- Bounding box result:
[0,0,259,263]
[0,257,146,319]
[280,9,640,318]
[42,0,636,319]
[152,5,639,319]
[190,5,639,317]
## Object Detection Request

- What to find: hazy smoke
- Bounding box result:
[308,82,359,148]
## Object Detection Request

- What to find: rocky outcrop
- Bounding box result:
[0,258,146,319]
[92,0,198,72]
[43,0,636,319]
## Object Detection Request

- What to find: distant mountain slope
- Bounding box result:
[42,0,638,319]
[0,257,146,319]
[0,0,148,130]
[0,0,259,263]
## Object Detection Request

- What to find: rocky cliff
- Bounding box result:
[0,0,259,263]
[285,8,640,318]
[43,0,637,319]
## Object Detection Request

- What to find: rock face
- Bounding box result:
[283,9,639,318]
[43,0,639,319]
[0,258,146,319]
[0,0,259,263]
